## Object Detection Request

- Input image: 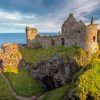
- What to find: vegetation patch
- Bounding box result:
[0,75,16,100]
[42,84,70,100]
[20,45,85,65]
[67,60,100,100]
[5,69,43,97]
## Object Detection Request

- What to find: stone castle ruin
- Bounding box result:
[0,43,22,72]
[26,14,99,53]
[0,13,99,72]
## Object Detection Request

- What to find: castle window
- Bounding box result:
[0,59,3,68]
[51,39,55,46]
[61,38,65,45]
[93,36,96,42]
[78,30,80,33]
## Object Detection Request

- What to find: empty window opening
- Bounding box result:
[93,36,96,42]
[51,39,55,46]
[78,30,80,33]
[0,59,3,68]
[61,38,65,45]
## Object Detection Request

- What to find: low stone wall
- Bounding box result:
[30,35,78,47]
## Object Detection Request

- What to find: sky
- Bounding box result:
[0,0,100,33]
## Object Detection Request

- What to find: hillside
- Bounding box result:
[0,45,100,100]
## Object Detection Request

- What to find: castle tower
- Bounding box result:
[26,26,37,45]
[84,18,98,53]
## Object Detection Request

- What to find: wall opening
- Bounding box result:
[0,59,3,69]
[78,30,80,33]
[93,36,96,42]
[51,39,55,46]
[61,38,65,45]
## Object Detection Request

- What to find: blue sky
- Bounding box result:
[0,0,100,33]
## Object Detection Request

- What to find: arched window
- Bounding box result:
[51,39,55,46]
[61,38,65,45]
[93,36,96,42]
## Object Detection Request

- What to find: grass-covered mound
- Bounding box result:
[0,75,16,100]
[42,84,70,100]
[5,69,43,97]
[68,60,100,100]
[20,45,87,66]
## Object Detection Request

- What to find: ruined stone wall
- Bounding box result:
[0,43,22,73]
[26,27,37,45]
[26,14,98,53]
[2,43,19,54]
[97,30,100,45]
[31,35,78,47]
[61,14,79,38]
[31,35,61,47]
[76,24,86,49]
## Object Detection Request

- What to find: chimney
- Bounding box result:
[90,17,94,24]
[69,13,74,17]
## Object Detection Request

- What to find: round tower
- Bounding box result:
[26,26,37,45]
[84,18,98,53]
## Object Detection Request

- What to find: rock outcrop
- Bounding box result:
[32,56,79,90]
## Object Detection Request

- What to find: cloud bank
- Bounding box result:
[0,0,100,33]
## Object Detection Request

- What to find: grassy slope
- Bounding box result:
[41,60,100,100]
[1,45,98,99]
[5,69,43,97]
[42,84,70,100]
[20,45,82,64]
[0,75,16,100]
[73,60,100,99]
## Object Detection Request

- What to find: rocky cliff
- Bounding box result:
[32,56,79,90]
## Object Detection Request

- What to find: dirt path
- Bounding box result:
[0,73,39,100]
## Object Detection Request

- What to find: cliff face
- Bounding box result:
[32,56,79,90]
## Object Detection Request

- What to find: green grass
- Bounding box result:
[42,84,70,100]
[20,45,82,64]
[71,60,100,100]
[5,69,43,97]
[0,75,16,100]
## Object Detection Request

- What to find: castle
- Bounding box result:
[26,13,99,53]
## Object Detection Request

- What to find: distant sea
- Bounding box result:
[0,32,58,48]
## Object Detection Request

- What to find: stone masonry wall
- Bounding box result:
[26,14,98,53]
[84,24,98,53]
[0,43,22,73]
[31,35,78,47]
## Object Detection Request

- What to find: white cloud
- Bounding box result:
[0,0,100,32]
